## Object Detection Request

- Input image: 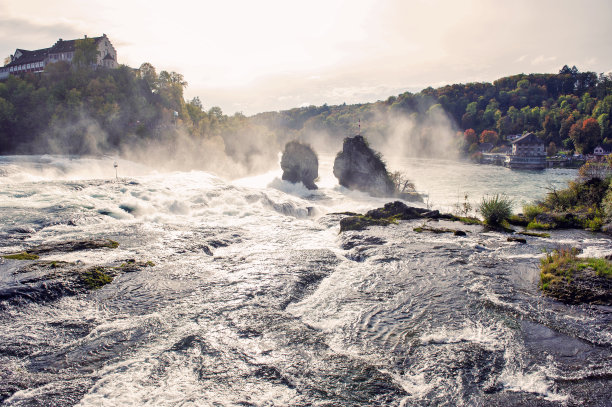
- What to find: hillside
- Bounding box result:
[1,63,611,174]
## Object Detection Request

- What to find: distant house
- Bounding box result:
[505,132,546,170]
[0,34,117,79]
[593,143,612,156]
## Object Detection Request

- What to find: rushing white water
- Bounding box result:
[0,155,610,406]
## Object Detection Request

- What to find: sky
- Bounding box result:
[1,0,611,115]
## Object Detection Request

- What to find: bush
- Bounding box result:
[523,203,544,220]
[479,194,513,226]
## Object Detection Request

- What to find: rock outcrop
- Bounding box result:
[280,141,319,190]
[542,268,612,305]
[339,201,452,232]
[333,136,395,197]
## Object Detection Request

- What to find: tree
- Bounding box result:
[138,62,157,90]
[72,36,99,67]
[390,171,415,193]
[480,129,499,144]
[546,142,557,157]
[570,118,601,154]
[464,128,477,145]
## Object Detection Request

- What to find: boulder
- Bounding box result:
[280,141,318,190]
[333,136,395,197]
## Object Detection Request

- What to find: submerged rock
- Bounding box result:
[333,135,395,197]
[280,141,318,190]
[0,259,154,307]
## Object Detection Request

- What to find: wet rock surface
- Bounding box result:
[0,240,153,308]
[339,201,453,232]
[280,141,319,190]
[543,267,612,305]
[333,135,395,197]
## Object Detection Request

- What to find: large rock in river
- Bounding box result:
[333,135,395,197]
[281,141,319,190]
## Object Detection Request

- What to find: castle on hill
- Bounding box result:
[0,34,117,79]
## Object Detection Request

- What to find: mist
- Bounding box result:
[19,92,461,183]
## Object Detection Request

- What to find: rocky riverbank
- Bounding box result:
[339,201,612,306]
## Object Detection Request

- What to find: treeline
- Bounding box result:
[1,62,611,169]
[253,65,612,156]
[0,61,280,175]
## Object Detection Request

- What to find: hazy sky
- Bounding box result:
[1,0,611,115]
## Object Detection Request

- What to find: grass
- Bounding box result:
[451,216,482,225]
[523,203,545,219]
[80,268,113,289]
[2,252,40,260]
[540,248,612,291]
[526,221,554,230]
[582,258,612,277]
[479,194,513,226]
[540,248,579,290]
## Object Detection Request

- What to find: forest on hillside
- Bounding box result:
[1,62,611,175]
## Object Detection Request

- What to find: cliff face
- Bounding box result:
[333,135,395,197]
[280,141,319,190]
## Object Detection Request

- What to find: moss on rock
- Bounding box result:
[2,252,40,260]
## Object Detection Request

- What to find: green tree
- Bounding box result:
[72,36,99,67]
[138,62,158,90]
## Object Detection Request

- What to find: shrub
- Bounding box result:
[583,216,604,231]
[479,194,513,226]
[522,203,544,220]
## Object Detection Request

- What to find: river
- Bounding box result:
[0,155,610,406]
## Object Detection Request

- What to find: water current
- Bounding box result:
[0,155,611,406]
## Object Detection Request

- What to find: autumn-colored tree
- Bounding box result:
[480,129,499,144]
[570,118,601,154]
[464,128,478,145]
[581,118,601,152]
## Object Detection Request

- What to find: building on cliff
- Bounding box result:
[505,132,546,170]
[0,34,117,79]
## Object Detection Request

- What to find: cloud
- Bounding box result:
[515,55,527,62]
[0,17,82,55]
[531,55,557,65]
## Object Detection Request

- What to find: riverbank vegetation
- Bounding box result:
[511,159,612,232]
[540,247,612,304]
[478,194,513,227]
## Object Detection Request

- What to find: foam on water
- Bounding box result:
[1,155,609,406]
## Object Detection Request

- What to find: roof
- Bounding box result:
[4,35,106,68]
[4,48,50,67]
[49,36,103,54]
[511,132,543,145]
[595,143,612,151]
